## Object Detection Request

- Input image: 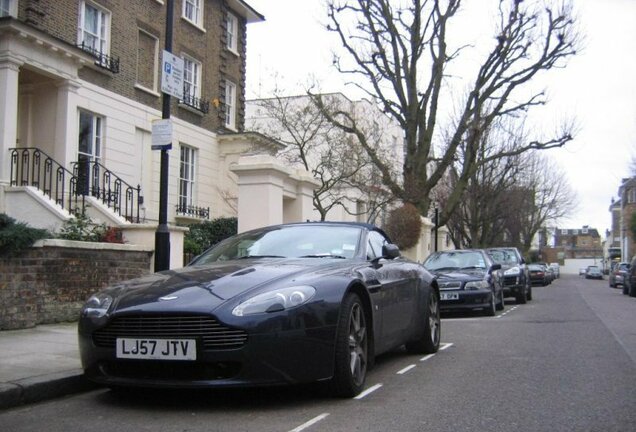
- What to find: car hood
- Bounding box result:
[430,270,485,282]
[106,258,352,314]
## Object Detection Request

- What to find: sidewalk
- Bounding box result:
[0,322,96,410]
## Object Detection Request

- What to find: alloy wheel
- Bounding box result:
[348,303,367,386]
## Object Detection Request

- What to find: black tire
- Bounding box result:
[484,291,496,316]
[406,289,441,354]
[622,284,629,295]
[496,289,505,311]
[516,286,527,304]
[330,293,368,398]
[629,283,636,297]
[526,285,533,301]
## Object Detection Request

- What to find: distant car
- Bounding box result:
[585,265,603,280]
[625,256,636,297]
[78,222,441,397]
[422,249,503,316]
[486,247,531,304]
[549,263,560,279]
[579,267,587,276]
[528,264,549,286]
[609,261,630,290]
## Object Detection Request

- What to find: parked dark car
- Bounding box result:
[486,247,531,303]
[528,263,549,286]
[585,265,603,280]
[78,222,441,397]
[422,249,503,316]
[625,256,636,297]
[609,261,630,290]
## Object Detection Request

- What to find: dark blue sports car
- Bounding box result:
[78,222,441,397]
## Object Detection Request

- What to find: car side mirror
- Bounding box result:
[490,263,502,272]
[382,243,401,260]
[520,258,526,264]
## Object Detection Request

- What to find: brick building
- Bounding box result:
[551,226,603,259]
[616,177,636,261]
[0,1,288,267]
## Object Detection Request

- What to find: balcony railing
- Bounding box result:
[175,204,210,220]
[9,148,141,223]
[180,93,210,114]
[77,42,120,73]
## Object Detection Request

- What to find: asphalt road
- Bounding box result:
[1,274,635,432]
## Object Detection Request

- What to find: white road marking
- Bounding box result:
[354,383,383,399]
[439,342,454,351]
[420,354,435,362]
[497,305,519,318]
[288,413,330,432]
[396,364,417,374]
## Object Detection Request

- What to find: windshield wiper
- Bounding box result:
[237,255,285,259]
[428,266,459,272]
[460,266,485,270]
[299,254,347,259]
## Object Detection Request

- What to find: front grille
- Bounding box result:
[93,315,248,350]
[503,275,519,286]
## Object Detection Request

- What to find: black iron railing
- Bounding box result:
[71,160,142,223]
[9,147,141,223]
[181,93,210,114]
[175,204,209,220]
[10,147,84,215]
[77,42,120,73]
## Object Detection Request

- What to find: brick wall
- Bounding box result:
[0,240,153,330]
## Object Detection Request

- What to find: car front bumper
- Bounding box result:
[79,316,338,389]
[439,289,492,311]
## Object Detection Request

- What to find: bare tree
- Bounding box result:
[312,0,580,226]
[247,93,399,221]
[437,118,577,251]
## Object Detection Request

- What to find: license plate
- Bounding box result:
[441,292,459,300]
[116,338,196,360]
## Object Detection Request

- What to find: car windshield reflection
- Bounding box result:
[191,225,363,265]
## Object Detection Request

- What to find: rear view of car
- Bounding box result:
[609,262,630,290]
[585,265,603,280]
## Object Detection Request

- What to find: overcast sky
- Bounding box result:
[244,0,636,236]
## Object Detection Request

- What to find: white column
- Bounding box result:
[54,80,81,168]
[0,57,22,187]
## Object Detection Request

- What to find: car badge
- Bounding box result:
[159,295,178,301]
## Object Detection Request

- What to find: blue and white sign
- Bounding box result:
[161,50,184,100]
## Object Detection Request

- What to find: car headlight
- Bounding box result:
[81,293,113,318]
[465,280,490,290]
[504,266,521,276]
[232,286,316,316]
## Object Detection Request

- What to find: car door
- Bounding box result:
[365,231,418,349]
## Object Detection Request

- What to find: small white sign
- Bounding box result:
[161,50,184,100]
[152,119,173,150]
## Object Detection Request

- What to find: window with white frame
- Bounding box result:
[182,56,202,103]
[225,80,237,129]
[78,1,111,55]
[226,12,238,53]
[183,0,203,27]
[179,145,197,210]
[0,0,17,17]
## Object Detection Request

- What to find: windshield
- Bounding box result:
[487,249,518,264]
[190,225,364,265]
[423,251,487,271]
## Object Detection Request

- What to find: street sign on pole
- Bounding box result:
[151,119,173,150]
[161,50,184,100]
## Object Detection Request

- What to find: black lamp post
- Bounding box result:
[154,0,174,272]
